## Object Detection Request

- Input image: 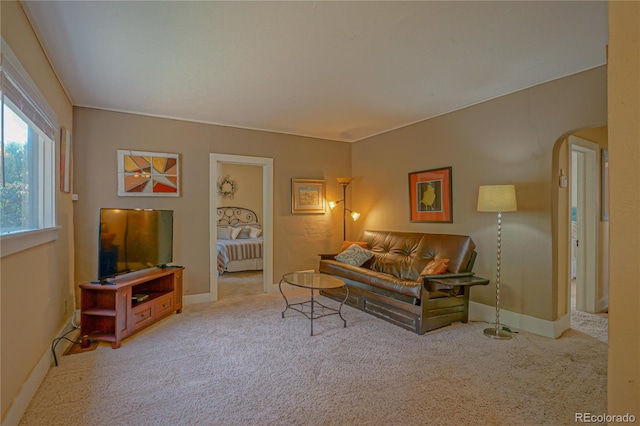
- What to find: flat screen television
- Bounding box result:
[98,208,174,280]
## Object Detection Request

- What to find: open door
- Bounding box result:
[570,136,606,314]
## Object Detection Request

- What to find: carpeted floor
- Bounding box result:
[570,279,609,343]
[21,279,607,426]
[218,270,264,299]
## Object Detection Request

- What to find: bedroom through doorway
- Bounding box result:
[217,162,264,299]
[209,154,274,302]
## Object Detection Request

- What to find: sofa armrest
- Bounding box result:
[422,274,490,293]
[420,272,475,293]
[319,253,338,260]
[419,271,475,281]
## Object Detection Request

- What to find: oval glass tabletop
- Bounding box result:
[281,272,345,290]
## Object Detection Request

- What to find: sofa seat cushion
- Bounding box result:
[320,259,421,299]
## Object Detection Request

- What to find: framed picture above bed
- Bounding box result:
[408,167,452,223]
[291,179,326,214]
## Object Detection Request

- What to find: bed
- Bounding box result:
[216,207,263,274]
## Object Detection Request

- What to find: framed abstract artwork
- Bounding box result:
[117,150,180,197]
[408,167,452,223]
[291,179,325,214]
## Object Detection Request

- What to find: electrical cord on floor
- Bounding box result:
[51,324,81,367]
[500,325,519,334]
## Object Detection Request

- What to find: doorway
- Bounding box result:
[217,162,264,298]
[209,154,274,302]
[569,136,599,314]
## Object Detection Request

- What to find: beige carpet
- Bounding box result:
[218,270,264,299]
[21,286,607,426]
[570,280,609,344]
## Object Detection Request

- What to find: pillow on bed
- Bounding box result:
[233,222,261,228]
[237,227,252,239]
[217,227,232,240]
[236,226,262,239]
[218,226,241,240]
[335,244,374,267]
[231,227,242,239]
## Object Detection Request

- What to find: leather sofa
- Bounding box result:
[319,230,488,334]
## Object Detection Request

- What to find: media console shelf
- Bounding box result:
[80,267,184,349]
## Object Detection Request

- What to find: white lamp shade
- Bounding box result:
[477,185,518,212]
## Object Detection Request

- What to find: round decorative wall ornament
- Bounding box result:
[218,176,237,198]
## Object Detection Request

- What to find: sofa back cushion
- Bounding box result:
[361,230,476,281]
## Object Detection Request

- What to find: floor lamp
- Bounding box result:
[477,185,518,340]
[329,178,360,240]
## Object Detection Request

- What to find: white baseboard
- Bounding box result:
[184,281,279,305]
[596,297,609,313]
[469,301,570,339]
[183,292,214,305]
[2,316,80,426]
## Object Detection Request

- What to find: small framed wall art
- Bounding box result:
[117,150,180,197]
[408,166,452,223]
[291,179,325,214]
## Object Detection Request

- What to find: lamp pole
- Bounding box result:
[476,184,517,340]
[335,178,353,240]
[341,182,347,240]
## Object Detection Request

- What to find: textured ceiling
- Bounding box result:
[22,1,608,142]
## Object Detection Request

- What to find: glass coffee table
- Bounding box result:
[279,272,348,336]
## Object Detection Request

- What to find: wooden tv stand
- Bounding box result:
[80,267,184,349]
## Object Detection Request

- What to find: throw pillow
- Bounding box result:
[335,244,374,267]
[237,227,252,239]
[218,226,233,240]
[418,258,450,278]
[230,226,242,240]
[339,240,368,253]
[249,227,262,238]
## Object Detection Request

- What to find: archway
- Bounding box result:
[552,126,609,336]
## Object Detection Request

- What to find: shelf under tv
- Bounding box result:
[80,267,184,349]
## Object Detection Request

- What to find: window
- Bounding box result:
[1,38,57,256]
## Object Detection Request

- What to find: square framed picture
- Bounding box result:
[291,179,325,214]
[117,150,180,197]
[408,167,452,223]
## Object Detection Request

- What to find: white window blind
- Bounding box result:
[1,40,57,141]
[1,38,59,254]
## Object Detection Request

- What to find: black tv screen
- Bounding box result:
[98,208,174,280]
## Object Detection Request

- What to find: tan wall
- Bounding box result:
[608,0,640,415]
[352,67,607,322]
[72,108,351,296]
[0,0,74,420]
[554,138,571,317]
[218,163,263,224]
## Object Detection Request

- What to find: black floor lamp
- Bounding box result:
[329,177,360,240]
[477,184,518,340]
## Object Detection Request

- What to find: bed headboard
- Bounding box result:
[217,207,259,226]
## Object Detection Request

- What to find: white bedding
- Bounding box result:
[216,236,263,274]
